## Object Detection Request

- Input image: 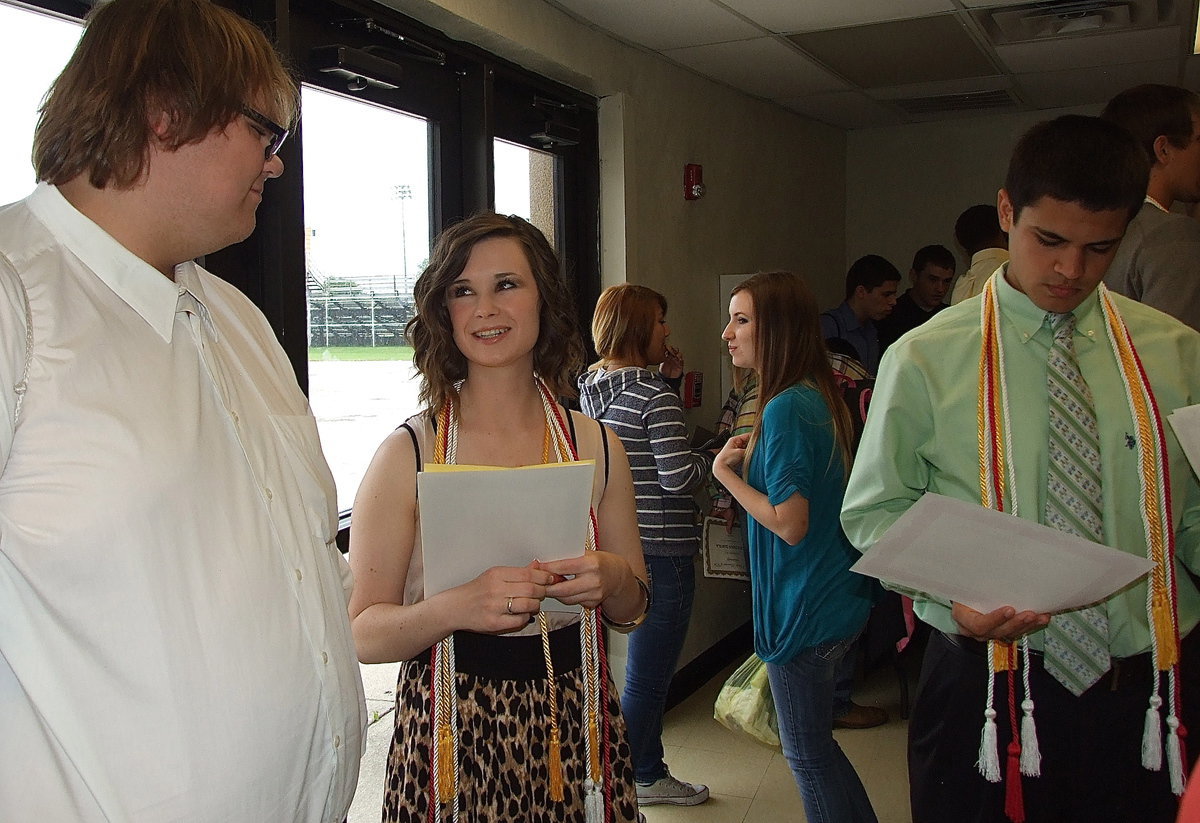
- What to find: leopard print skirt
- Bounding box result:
[383,631,640,822]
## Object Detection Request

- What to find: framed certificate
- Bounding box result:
[702,516,750,581]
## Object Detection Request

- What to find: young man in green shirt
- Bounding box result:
[842,115,1200,822]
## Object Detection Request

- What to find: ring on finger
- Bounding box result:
[506,596,514,615]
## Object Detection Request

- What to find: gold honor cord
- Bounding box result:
[974,278,1185,817]
[427,376,611,820]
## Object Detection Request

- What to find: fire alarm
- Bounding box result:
[684,163,705,200]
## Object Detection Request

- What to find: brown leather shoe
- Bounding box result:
[833,702,888,729]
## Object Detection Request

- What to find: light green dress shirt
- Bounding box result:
[841,265,1200,658]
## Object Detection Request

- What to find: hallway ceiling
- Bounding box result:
[545,0,1200,128]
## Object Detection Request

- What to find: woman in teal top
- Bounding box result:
[713,271,877,823]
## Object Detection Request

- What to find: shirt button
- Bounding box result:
[264,487,274,500]
[295,568,303,582]
[231,411,240,424]
[321,651,329,664]
[334,735,342,748]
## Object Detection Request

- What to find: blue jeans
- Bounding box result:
[767,635,879,823]
[621,554,696,783]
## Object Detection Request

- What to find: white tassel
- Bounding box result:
[1141,694,1163,771]
[584,777,604,823]
[1019,698,1041,776]
[1167,715,1185,795]
[977,707,1001,782]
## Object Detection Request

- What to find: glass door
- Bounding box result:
[300,85,431,511]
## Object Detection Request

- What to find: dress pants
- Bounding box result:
[908,628,1200,823]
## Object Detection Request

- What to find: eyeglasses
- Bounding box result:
[240,105,289,159]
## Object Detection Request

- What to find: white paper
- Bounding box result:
[702,516,750,581]
[849,493,1153,614]
[1168,404,1200,477]
[418,461,595,612]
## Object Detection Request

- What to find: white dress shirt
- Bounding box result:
[0,184,365,822]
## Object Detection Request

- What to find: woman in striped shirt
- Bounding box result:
[579,284,714,809]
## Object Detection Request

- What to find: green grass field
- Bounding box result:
[308,346,414,362]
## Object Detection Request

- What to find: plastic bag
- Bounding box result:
[713,653,779,747]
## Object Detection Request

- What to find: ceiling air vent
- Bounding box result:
[891,89,1020,116]
[984,0,1163,44]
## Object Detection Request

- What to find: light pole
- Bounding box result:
[392,184,412,296]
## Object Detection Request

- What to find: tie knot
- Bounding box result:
[1046,311,1076,338]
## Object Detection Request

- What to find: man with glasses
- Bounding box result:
[0,1,364,820]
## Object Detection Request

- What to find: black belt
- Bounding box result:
[937,630,1156,693]
[412,625,582,680]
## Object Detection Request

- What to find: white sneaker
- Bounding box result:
[635,773,710,806]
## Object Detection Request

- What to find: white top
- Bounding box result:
[0,184,365,822]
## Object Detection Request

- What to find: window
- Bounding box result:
[0,2,81,204]
[301,85,431,510]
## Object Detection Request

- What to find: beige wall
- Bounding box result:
[378,0,849,671]
[380,0,847,417]
[845,105,1095,285]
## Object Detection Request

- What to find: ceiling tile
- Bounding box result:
[663,37,851,98]
[720,0,954,34]
[1016,59,1180,109]
[994,26,1181,73]
[547,0,762,51]
[780,91,906,129]
[789,14,998,88]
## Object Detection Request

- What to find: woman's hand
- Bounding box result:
[660,344,685,379]
[450,564,556,635]
[715,433,749,476]
[536,552,633,611]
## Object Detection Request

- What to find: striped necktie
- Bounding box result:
[1042,311,1110,695]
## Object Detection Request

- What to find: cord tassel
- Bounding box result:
[1019,699,1041,777]
[436,722,455,803]
[584,777,604,823]
[977,706,1001,782]
[1142,695,1163,770]
[548,726,565,802]
[1168,715,1185,795]
[1152,591,1178,668]
[588,709,602,782]
[1004,741,1026,823]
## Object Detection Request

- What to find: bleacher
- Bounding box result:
[308,272,415,348]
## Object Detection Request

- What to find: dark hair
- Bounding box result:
[731,272,854,477]
[910,244,956,274]
[1005,115,1148,224]
[954,205,1004,255]
[590,284,667,368]
[34,0,298,189]
[1101,84,1200,166]
[844,254,901,301]
[406,213,584,417]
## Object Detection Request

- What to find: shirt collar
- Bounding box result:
[994,262,1103,345]
[27,183,186,343]
[1145,195,1169,213]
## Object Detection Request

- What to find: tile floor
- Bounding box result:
[349,655,913,823]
